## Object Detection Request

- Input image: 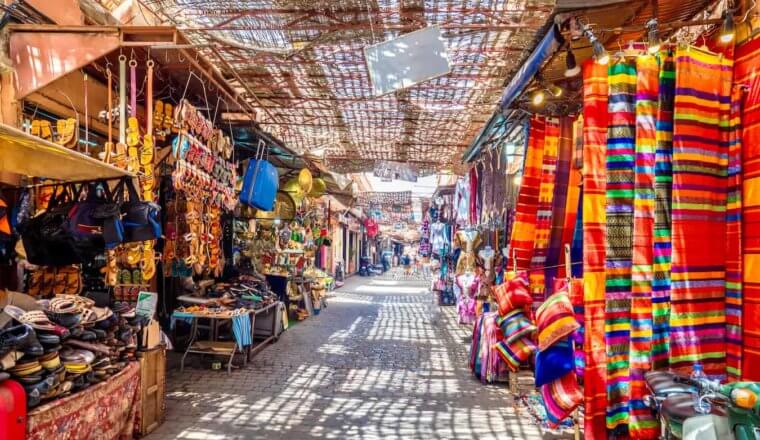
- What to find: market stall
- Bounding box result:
[434,1,760,438]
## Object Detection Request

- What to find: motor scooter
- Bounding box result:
[647,371,760,439]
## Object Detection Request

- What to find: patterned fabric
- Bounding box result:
[479,312,510,384]
[545,116,575,291]
[497,308,536,343]
[737,34,760,381]
[652,50,675,371]
[669,46,732,376]
[27,362,141,440]
[493,271,531,316]
[725,84,743,380]
[540,371,584,429]
[530,117,560,306]
[629,54,659,438]
[582,60,609,440]
[509,116,545,270]
[494,336,536,372]
[605,59,637,431]
[536,292,580,351]
[560,117,584,280]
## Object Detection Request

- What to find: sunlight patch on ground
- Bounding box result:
[355,285,428,294]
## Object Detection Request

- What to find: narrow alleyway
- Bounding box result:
[149,273,544,440]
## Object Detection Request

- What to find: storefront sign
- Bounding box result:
[136,291,158,319]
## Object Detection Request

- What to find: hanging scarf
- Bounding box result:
[605,58,637,431]
[509,117,545,270]
[560,117,584,280]
[545,116,575,291]
[652,51,675,371]
[629,54,659,439]
[529,117,560,307]
[669,46,732,377]
[582,60,609,440]
[736,34,760,381]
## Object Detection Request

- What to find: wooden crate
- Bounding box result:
[137,346,166,437]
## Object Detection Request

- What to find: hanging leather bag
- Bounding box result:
[68,182,121,253]
[118,177,161,243]
[240,139,278,211]
[20,185,83,266]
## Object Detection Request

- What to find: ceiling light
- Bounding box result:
[564,46,580,77]
[531,90,546,106]
[548,84,563,98]
[646,18,661,54]
[720,8,736,44]
[584,25,609,65]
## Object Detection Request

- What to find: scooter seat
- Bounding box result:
[645,371,696,397]
[662,394,727,425]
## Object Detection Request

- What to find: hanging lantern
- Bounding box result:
[283,177,305,203]
[308,177,326,198]
[298,168,313,193]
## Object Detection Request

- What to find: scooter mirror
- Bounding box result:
[731,388,757,409]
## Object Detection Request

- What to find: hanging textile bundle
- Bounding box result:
[529,117,560,306]
[509,116,545,270]
[581,59,610,440]
[669,46,732,377]
[724,84,744,380]
[628,54,659,438]
[651,50,675,372]
[736,34,760,381]
[604,58,637,431]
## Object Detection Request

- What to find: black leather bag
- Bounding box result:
[68,182,120,254]
[20,185,83,266]
[118,178,161,243]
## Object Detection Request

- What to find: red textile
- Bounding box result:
[509,117,545,270]
[736,34,760,381]
[27,362,141,440]
[582,60,609,440]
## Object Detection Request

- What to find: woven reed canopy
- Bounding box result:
[138,1,554,172]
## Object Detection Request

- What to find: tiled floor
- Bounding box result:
[148,273,547,439]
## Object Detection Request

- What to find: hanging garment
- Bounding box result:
[629,54,659,439]
[652,51,675,371]
[734,35,760,380]
[455,178,470,225]
[545,116,576,290]
[430,222,448,254]
[605,58,637,432]
[509,117,545,270]
[529,117,560,307]
[582,60,610,440]
[669,46,733,377]
[456,273,480,325]
[469,167,479,225]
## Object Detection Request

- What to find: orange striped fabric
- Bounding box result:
[509,116,545,270]
[582,60,609,440]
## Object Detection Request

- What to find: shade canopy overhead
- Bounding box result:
[136,0,554,173]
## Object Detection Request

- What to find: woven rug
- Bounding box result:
[670,46,732,376]
[561,116,584,280]
[735,35,760,380]
[629,54,659,438]
[529,117,560,307]
[582,60,609,440]
[652,51,675,371]
[605,58,637,431]
[510,116,545,270]
[545,116,575,291]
